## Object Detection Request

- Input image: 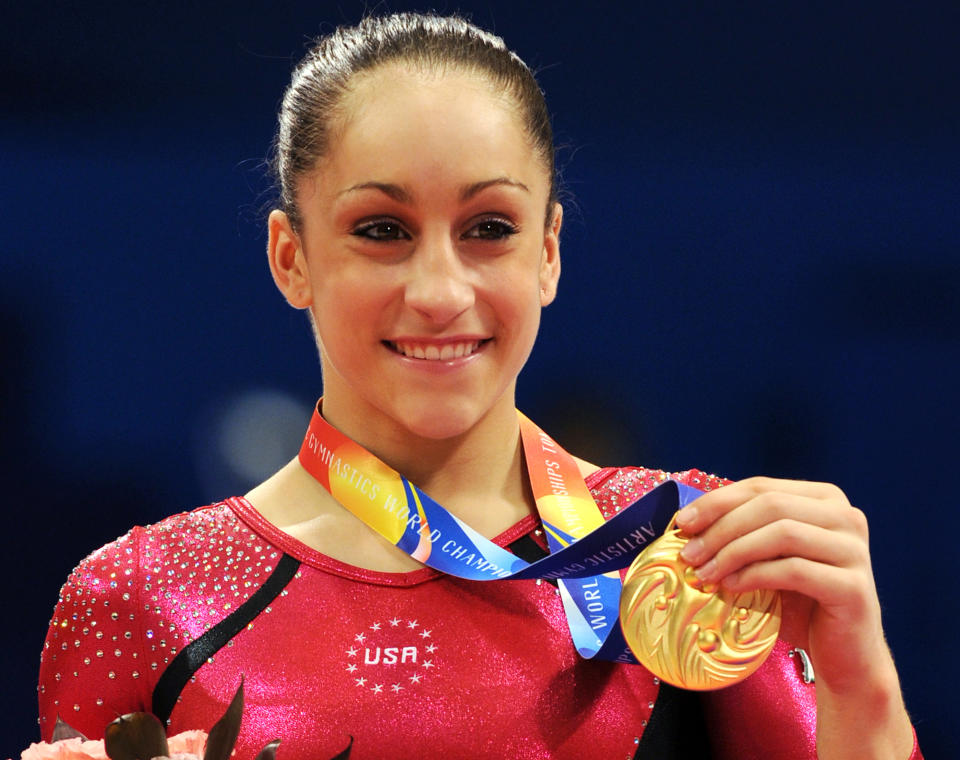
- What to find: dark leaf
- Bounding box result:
[104,712,169,760]
[203,678,244,760]
[253,739,281,760]
[330,736,353,760]
[52,715,87,741]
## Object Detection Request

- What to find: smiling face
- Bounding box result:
[269,64,561,445]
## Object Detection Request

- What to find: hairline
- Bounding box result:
[299,61,556,226]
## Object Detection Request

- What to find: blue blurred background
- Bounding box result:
[2,1,957,755]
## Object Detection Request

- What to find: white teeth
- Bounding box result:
[392,341,483,360]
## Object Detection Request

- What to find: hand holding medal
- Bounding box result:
[619,512,782,690]
[653,476,902,706]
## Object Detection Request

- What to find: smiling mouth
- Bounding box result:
[385,339,488,360]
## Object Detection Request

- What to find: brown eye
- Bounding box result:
[464,219,518,241]
[354,220,410,241]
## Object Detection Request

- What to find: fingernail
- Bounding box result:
[680,537,706,564]
[694,559,718,582]
[676,507,697,527]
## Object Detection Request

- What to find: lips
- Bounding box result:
[385,339,488,360]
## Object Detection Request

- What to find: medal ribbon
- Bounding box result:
[298,402,702,663]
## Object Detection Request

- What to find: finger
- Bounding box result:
[717,556,875,618]
[679,491,866,566]
[676,476,849,532]
[689,520,869,584]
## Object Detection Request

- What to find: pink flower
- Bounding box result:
[16,679,277,760]
[16,730,207,760]
[20,737,106,760]
[166,731,207,756]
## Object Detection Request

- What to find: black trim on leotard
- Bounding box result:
[151,553,301,724]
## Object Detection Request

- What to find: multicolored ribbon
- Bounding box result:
[298,402,702,664]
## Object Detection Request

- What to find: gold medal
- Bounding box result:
[619,514,781,690]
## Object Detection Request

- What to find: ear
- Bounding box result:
[539,202,562,306]
[267,209,312,309]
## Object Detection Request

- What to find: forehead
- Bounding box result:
[312,63,547,194]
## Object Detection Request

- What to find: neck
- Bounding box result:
[318,393,535,531]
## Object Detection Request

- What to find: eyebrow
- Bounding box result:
[339,181,411,202]
[460,177,530,200]
[339,177,530,203]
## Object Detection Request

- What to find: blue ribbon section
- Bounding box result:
[512,482,701,580]
[389,478,704,663]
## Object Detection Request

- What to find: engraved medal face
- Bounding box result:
[619,521,781,690]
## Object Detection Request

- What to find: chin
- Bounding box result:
[399,408,478,441]
[391,396,491,441]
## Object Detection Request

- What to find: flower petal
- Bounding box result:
[253,740,281,760]
[203,679,244,760]
[167,731,207,756]
[104,713,169,760]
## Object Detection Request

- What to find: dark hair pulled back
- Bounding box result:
[272,12,557,231]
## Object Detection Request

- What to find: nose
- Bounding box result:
[403,234,475,324]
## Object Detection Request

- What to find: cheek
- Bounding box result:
[491,263,544,320]
[309,277,383,355]
[486,276,543,353]
[313,267,394,320]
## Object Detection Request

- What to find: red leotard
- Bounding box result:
[37,467,921,759]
